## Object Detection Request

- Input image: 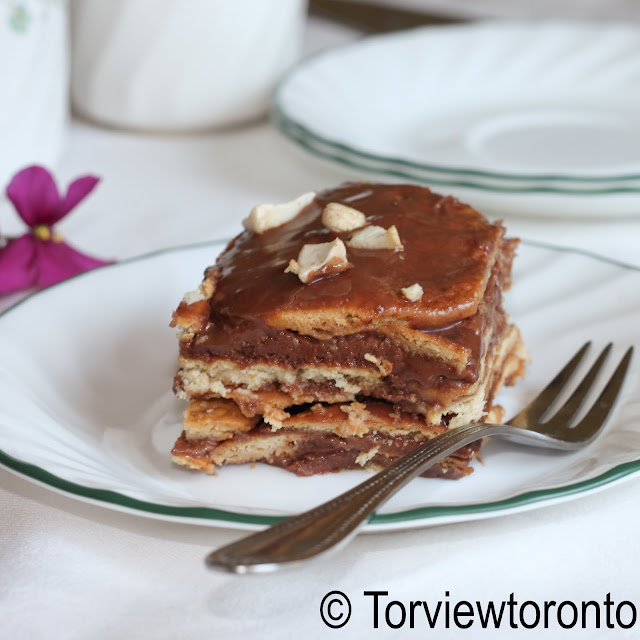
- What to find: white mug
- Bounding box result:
[70,0,307,132]
[0,0,68,189]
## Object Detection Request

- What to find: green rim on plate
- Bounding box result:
[2,442,640,527]
[275,118,640,196]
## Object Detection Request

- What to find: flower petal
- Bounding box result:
[5,166,62,227]
[60,175,100,219]
[34,241,113,289]
[0,235,38,294]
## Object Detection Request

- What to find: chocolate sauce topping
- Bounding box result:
[210,183,505,328]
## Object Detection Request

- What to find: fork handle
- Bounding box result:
[206,421,508,573]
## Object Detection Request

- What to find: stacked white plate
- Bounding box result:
[274,21,640,217]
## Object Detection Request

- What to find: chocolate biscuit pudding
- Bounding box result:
[170,183,527,478]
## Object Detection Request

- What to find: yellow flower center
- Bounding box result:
[33,225,63,242]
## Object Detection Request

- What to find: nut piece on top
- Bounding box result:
[401,283,424,302]
[347,224,404,250]
[321,202,366,233]
[171,274,216,341]
[243,191,316,234]
[285,238,351,284]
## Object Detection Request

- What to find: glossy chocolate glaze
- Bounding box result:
[210,183,505,327]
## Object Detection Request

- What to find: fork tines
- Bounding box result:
[514,342,633,440]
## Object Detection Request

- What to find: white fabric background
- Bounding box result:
[2,6,640,638]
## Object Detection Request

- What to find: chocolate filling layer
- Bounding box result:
[172,427,482,479]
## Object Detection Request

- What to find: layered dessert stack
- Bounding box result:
[170,183,527,479]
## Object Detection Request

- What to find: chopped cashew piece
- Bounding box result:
[181,288,206,305]
[401,283,424,302]
[321,202,366,233]
[347,224,404,250]
[243,191,316,234]
[284,238,351,284]
[179,274,215,307]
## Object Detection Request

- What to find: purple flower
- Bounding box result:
[0,166,113,294]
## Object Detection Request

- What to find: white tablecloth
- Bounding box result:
[2,11,640,640]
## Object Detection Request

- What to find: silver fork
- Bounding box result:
[206,342,633,574]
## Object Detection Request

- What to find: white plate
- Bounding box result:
[274,21,640,217]
[279,125,640,219]
[0,241,639,531]
[360,0,640,21]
